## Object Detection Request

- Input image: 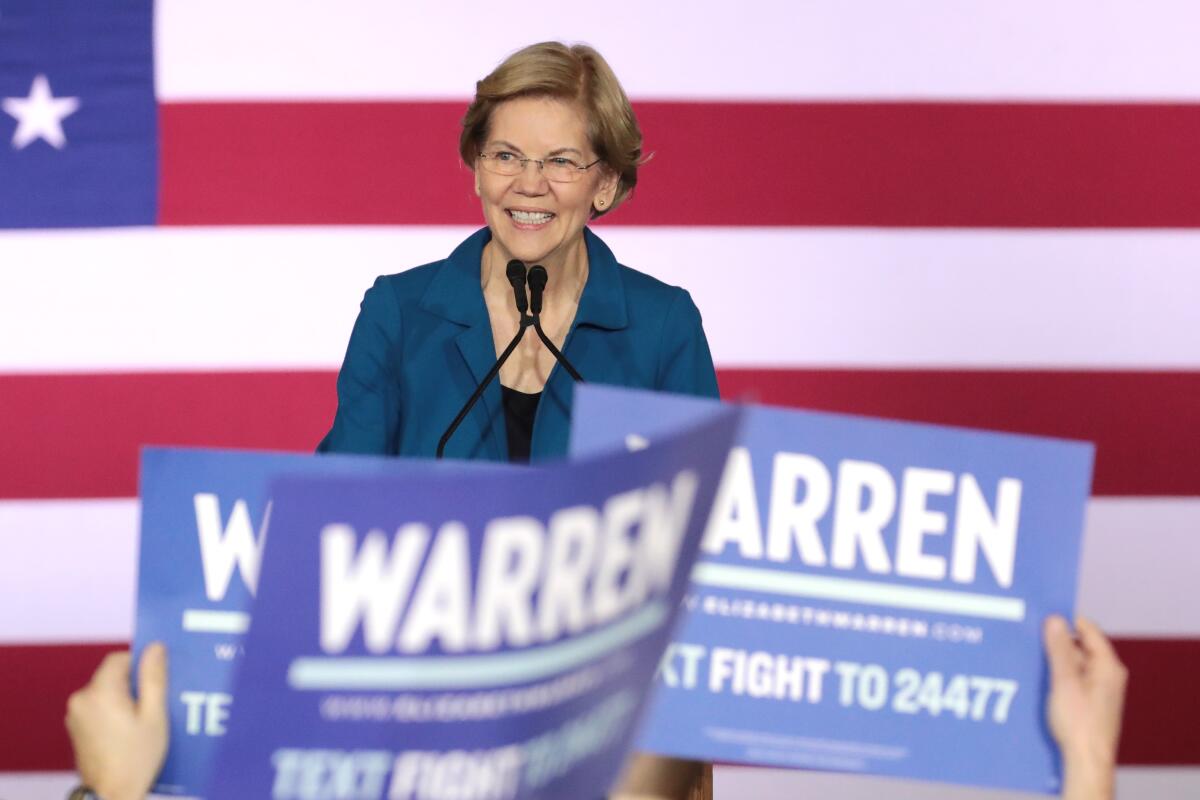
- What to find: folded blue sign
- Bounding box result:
[204,405,740,799]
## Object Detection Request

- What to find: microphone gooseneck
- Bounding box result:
[435,260,585,459]
[528,265,584,383]
[436,261,532,459]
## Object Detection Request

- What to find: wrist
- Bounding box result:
[84,780,147,800]
[1061,751,1116,800]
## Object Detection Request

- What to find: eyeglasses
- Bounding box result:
[477,151,602,183]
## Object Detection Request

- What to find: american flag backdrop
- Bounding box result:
[1,1,1199,797]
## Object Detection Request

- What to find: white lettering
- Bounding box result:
[895,467,954,580]
[271,749,392,800]
[637,471,699,596]
[830,460,895,573]
[472,517,543,650]
[536,506,600,641]
[701,447,763,559]
[388,747,524,800]
[180,690,232,736]
[591,488,643,625]
[320,524,429,654]
[766,452,831,565]
[193,493,269,600]
[952,475,1022,587]
[399,523,471,653]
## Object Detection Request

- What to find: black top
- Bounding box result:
[501,386,541,463]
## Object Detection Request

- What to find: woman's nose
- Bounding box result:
[513,160,549,193]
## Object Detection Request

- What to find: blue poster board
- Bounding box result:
[569,385,1094,795]
[207,406,741,799]
[133,447,500,795]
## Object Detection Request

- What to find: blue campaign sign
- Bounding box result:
[133,447,500,796]
[206,406,740,800]
[569,385,1094,795]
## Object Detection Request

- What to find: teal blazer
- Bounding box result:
[317,227,719,462]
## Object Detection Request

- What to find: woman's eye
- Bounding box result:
[494,151,518,161]
[549,157,576,168]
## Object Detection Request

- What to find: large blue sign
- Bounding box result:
[206,405,740,799]
[569,385,1093,795]
[133,448,498,795]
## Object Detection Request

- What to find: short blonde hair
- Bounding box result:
[460,42,644,217]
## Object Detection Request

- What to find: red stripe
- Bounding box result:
[159,101,1200,227]
[1,638,1193,770]
[2,371,337,500]
[719,368,1200,497]
[3,369,1197,499]
[1116,638,1200,766]
[0,643,125,772]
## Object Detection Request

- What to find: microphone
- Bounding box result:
[506,259,529,317]
[528,264,546,316]
[527,265,584,383]
[436,261,532,459]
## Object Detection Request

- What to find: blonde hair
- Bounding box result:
[460,42,644,217]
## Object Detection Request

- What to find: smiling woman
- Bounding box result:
[316,41,720,463]
[311,41,720,796]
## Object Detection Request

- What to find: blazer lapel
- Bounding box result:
[535,228,630,457]
[420,228,506,461]
[453,321,506,460]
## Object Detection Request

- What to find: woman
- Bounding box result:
[317,39,717,790]
[317,41,719,463]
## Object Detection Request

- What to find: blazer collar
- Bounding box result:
[576,227,629,331]
[418,228,491,326]
[418,227,629,330]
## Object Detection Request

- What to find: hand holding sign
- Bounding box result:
[65,644,169,800]
[1044,616,1127,800]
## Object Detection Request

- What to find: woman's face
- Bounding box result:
[475,96,617,268]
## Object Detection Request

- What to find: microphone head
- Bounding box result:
[527,265,548,315]
[528,265,548,290]
[505,259,528,314]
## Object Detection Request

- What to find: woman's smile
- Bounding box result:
[506,207,556,230]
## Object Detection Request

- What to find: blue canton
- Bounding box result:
[0,0,156,227]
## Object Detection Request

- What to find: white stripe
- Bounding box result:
[287,602,666,690]
[713,766,1200,799]
[0,773,197,800]
[0,499,138,644]
[2,497,1197,642]
[692,563,1026,621]
[1076,497,1200,636]
[2,227,1199,371]
[181,609,250,634]
[156,1,1200,101]
[0,771,1196,800]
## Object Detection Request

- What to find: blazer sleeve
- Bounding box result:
[655,287,721,400]
[317,276,403,454]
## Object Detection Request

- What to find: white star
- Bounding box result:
[2,74,81,150]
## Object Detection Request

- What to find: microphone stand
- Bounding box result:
[435,262,586,459]
[527,265,584,383]
[435,260,531,459]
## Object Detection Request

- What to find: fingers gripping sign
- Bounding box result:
[1043,616,1127,800]
[66,643,170,800]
